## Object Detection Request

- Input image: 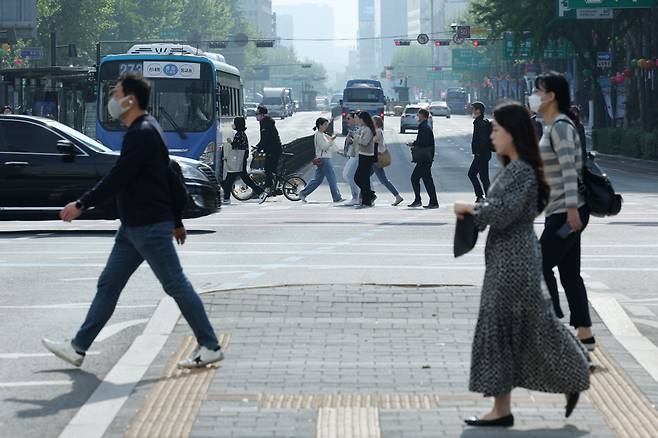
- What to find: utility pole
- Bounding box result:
[430,0,436,100]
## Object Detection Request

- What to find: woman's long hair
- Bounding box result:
[313,117,328,131]
[535,71,573,117]
[493,102,550,213]
[357,111,376,136]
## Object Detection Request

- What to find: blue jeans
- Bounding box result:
[372,166,399,197]
[72,221,219,351]
[342,156,360,200]
[300,157,342,201]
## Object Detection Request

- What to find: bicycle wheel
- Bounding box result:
[232,173,265,201]
[282,175,306,201]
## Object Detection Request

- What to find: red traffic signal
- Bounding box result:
[434,40,450,47]
[394,39,411,46]
[472,40,487,47]
[432,66,441,72]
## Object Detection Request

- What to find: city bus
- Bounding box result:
[96,43,243,175]
[340,83,386,135]
[446,87,470,115]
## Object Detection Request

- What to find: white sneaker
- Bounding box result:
[345,198,360,206]
[299,193,308,203]
[42,338,85,367]
[258,191,268,204]
[177,345,225,369]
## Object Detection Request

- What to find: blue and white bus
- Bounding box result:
[96,43,243,174]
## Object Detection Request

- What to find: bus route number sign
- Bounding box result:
[119,63,143,75]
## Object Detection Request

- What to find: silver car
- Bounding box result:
[400,105,433,134]
[429,100,451,118]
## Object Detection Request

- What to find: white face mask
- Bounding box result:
[528,94,543,113]
[107,96,131,120]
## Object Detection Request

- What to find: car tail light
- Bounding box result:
[342,112,346,118]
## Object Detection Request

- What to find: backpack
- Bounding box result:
[483,118,495,152]
[549,119,622,217]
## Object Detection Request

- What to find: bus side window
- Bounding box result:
[219,87,230,116]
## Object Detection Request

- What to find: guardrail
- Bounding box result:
[280,135,315,175]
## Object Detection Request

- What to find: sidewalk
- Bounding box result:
[99,284,658,438]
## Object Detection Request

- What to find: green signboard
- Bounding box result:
[452,48,492,71]
[503,33,573,60]
[568,0,656,8]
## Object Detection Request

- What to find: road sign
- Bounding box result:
[452,34,465,45]
[503,33,533,59]
[457,26,471,38]
[568,0,656,8]
[20,48,43,59]
[577,8,613,18]
[452,48,492,71]
[417,33,429,45]
[597,51,612,68]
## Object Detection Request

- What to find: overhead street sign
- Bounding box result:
[452,48,492,71]
[597,51,612,68]
[557,0,613,19]
[568,0,656,8]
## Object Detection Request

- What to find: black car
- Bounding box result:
[0,115,219,220]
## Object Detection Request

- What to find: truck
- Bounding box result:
[261,87,291,119]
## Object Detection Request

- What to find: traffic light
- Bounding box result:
[255,40,275,48]
[471,40,487,47]
[432,66,441,72]
[394,39,411,46]
[208,41,227,49]
[434,40,450,47]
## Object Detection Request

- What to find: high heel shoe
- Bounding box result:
[464,414,514,427]
[565,392,580,418]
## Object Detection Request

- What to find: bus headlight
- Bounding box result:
[181,164,210,182]
[199,141,216,166]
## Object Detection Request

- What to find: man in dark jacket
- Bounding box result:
[42,73,223,369]
[408,109,438,208]
[468,102,492,202]
[256,106,283,195]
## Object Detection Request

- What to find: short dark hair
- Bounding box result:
[417,108,429,118]
[257,105,268,115]
[471,101,485,114]
[1,105,13,114]
[119,72,150,110]
[233,116,246,131]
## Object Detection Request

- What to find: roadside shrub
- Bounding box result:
[592,127,657,161]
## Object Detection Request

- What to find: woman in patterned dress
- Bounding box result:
[454,102,590,428]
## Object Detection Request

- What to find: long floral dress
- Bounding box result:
[469,159,590,397]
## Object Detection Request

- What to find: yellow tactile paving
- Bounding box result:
[125,334,231,438]
[317,407,381,438]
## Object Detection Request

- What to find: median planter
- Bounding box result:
[593,127,658,161]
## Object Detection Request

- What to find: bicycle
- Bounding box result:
[231,151,307,202]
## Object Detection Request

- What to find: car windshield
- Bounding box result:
[48,122,113,153]
[344,88,383,103]
[405,108,419,114]
[262,97,282,105]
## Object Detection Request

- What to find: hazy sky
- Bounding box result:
[273,0,358,48]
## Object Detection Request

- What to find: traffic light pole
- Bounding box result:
[430,0,436,100]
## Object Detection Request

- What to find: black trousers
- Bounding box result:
[222,171,264,200]
[411,162,438,205]
[354,154,376,206]
[264,149,282,190]
[467,153,491,198]
[540,205,591,328]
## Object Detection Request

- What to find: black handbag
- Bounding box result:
[411,145,433,163]
[454,213,478,258]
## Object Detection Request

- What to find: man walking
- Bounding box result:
[467,102,492,203]
[42,73,223,369]
[255,106,283,198]
[408,109,439,209]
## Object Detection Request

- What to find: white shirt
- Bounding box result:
[314,130,335,159]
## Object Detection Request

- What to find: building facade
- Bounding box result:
[237,0,274,38]
[0,0,37,42]
[357,0,377,79]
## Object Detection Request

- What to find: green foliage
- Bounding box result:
[389,45,432,92]
[593,128,658,160]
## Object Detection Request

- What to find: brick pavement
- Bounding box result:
[105,284,658,437]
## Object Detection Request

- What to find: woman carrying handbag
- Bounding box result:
[372,115,403,206]
[221,117,266,204]
[298,118,343,203]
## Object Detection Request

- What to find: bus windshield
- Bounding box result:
[343,87,384,103]
[98,60,213,132]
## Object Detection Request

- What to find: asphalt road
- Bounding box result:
[1,111,657,437]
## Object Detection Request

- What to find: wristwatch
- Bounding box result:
[75,200,84,210]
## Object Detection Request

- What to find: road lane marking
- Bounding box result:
[0,380,73,388]
[0,352,99,359]
[240,272,265,280]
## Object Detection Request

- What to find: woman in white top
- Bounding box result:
[372,116,403,206]
[298,117,344,203]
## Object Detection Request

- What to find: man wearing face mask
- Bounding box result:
[42,73,223,370]
[468,102,492,203]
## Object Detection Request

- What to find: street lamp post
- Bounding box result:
[430,0,436,100]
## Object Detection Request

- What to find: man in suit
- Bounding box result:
[468,102,492,203]
[408,109,438,209]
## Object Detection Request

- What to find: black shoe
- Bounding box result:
[476,196,485,203]
[580,336,596,352]
[464,414,514,427]
[408,201,422,208]
[565,392,580,418]
[423,203,439,209]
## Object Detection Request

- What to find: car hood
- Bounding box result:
[94,149,202,167]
